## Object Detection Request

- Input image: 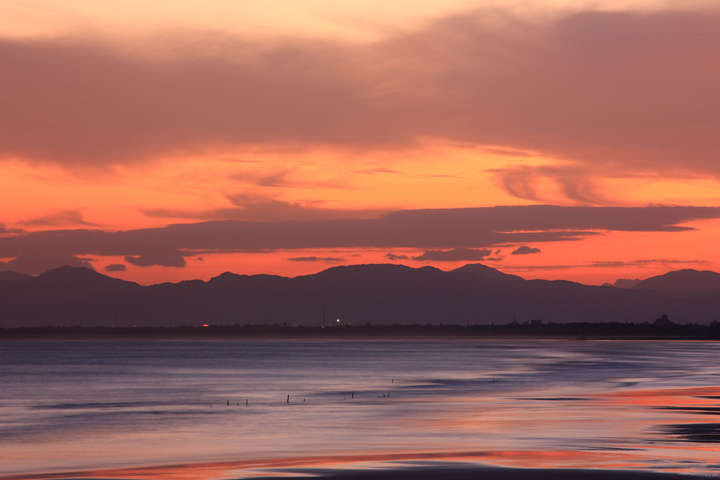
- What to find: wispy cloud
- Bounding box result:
[19,210,97,227]
[143,193,383,222]
[288,256,344,263]
[492,165,608,204]
[385,253,410,261]
[0,223,24,235]
[413,248,492,262]
[505,259,711,271]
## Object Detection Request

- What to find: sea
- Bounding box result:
[1,339,720,479]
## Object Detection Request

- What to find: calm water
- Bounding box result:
[1,339,720,478]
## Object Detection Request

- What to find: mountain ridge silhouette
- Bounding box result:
[1,263,719,327]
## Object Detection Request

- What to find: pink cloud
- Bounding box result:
[0,8,718,180]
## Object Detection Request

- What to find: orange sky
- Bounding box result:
[1,0,719,284]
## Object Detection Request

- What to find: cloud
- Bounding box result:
[0,254,93,275]
[590,259,711,268]
[229,168,349,190]
[1,7,719,181]
[413,248,492,262]
[252,170,293,187]
[104,263,127,272]
[0,223,24,234]
[505,258,711,271]
[124,250,186,268]
[143,194,382,222]
[382,205,720,233]
[385,253,410,260]
[0,206,717,264]
[18,210,97,227]
[357,168,402,175]
[493,166,607,204]
[287,256,344,263]
[512,246,542,255]
[230,169,291,187]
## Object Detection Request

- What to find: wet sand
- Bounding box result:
[273,465,711,480]
[3,462,711,480]
[2,452,713,480]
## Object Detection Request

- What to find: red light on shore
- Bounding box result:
[201,323,209,327]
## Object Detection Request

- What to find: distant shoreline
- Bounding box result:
[2,323,720,340]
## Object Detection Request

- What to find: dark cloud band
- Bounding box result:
[0,205,717,273]
[512,246,542,255]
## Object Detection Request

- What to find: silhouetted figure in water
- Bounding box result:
[245,399,248,407]
[351,392,354,399]
[286,394,290,404]
[226,400,229,406]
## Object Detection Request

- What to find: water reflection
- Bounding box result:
[1,339,720,478]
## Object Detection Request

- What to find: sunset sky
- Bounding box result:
[2,0,719,284]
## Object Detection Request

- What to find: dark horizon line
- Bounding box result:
[3,320,719,340]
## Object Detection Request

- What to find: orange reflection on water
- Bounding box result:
[604,386,720,407]
[2,449,642,480]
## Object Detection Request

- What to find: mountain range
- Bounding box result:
[1,264,720,327]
